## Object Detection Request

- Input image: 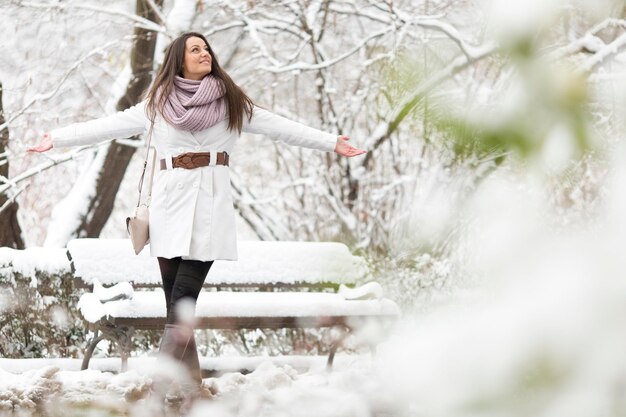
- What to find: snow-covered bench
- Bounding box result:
[66,239,400,372]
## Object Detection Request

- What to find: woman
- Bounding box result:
[28,32,365,397]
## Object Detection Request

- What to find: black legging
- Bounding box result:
[157,256,214,324]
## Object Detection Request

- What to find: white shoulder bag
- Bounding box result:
[126,123,156,255]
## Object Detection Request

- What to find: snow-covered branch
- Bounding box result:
[0,37,132,134]
[204,21,246,37]
[229,170,293,241]
[145,0,167,27]
[0,144,105,196]
[258,26,394,73]
[549,18,626,61]
[17,1,166,34]
[321,174,358,231]
[330,1,440,25]
[577,29,626,74]
[414,19,483,60]
[0,183,28,216]
[241,15,284,68]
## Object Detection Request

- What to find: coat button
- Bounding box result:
[193,182,199,187]
[194,146,201,151]
[177,147,184,153]
[177,182,183,189]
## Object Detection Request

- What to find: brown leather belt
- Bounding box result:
[160,151,229,170]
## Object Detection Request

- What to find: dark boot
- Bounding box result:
[153,324,193,404]
[157,324,203,403]
[181,333,202,385]
[159,324,192,360]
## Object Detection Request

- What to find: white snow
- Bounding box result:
[0,247,70,277]
[92,278,134,302]
[67,239,370,286]
[0,356,375,415]
[0,354,366,374]
[77,287,400,323]
[0,366,61,412]
[76,293,107,323]
[337,281,383,300]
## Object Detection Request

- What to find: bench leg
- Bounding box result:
[98,323,135,372]
[116,326,134,372]
[81,330,105,371]
[327,326,350,371]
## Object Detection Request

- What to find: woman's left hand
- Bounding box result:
[335,135,367,157]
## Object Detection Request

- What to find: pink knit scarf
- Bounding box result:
[162,75,227,132]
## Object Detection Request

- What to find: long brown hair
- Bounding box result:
[145,32,253,133]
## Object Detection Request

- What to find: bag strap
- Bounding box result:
[135,121,156,208]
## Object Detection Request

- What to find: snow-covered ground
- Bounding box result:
[0,355,377,417]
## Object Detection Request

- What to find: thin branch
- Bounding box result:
[0,144,105,196]
[321,173,358,231]
[0,183,28,216]
[0,174,17,188]
[414,19,479,60]
[241,15,284,67]
[203,21,246,37]
[17,1,166,34]
[330,2,441,25]
[259,26,394,73]
[145,0,167,27]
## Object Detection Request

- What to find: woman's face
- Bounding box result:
[181,36,212,80]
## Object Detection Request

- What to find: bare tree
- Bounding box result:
[0,82,25,249]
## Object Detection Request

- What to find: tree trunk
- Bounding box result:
[0,82,25,249]
[76,0,162,238]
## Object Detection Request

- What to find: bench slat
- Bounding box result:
[68,239,369,288]
[78,291,400,324]
[109,315,396,330]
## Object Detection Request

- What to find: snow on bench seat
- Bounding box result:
[78,290,401,325]
[68,239,369,287]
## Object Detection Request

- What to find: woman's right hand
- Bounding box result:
[27,133,53,153]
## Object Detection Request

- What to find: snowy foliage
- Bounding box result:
[0,248,84,359]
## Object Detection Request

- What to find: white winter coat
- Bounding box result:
[51,102,337,261]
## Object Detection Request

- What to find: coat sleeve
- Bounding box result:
[242,106,337,153]
[50,101,147,148]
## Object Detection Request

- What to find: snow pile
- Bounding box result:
[92,279,133,302]
[0,365,150,415]
[338,282,383,300]
[55,369,151,405]
[190,360,377,417]
[0,366,61,412]
[75,293,107,323]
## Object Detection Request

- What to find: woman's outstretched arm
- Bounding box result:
[28,102,147,153]
[243,106,366,157]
